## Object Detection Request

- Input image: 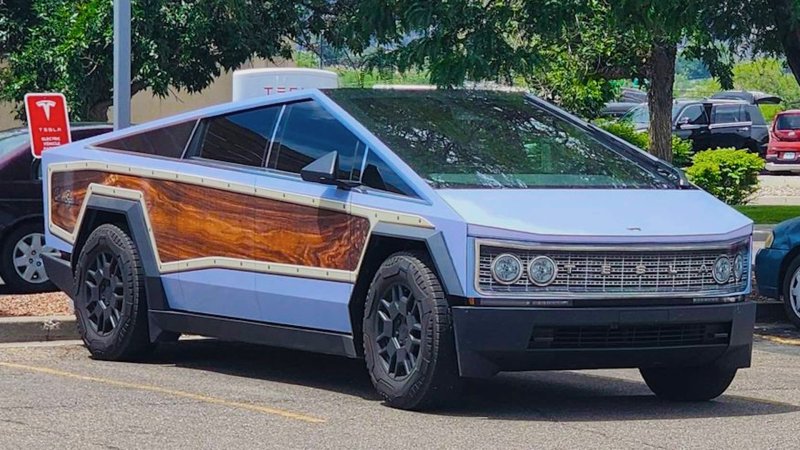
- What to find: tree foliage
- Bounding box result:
[0,0,326,121]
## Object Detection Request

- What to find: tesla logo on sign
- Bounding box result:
[24,93,71,158]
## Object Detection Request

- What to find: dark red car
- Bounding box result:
[0,123,111,292]
[766,110,800,173]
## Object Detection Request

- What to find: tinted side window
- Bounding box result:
[361,151,417,197]
[268,101,364,179]
[712,105,742,124]
[677,105,708,125]
[99,121,195,158]
[195,106,281,167]
[748,105,766,125]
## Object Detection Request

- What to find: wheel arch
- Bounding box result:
[348,223,464,356]
[71,194,171,341]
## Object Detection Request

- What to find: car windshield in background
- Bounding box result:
[0,130,29,160]
[621,104,685,127]
[776,114,800,130]
[325,89,675,189]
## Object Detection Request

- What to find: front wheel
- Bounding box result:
[74,224,152,360]
[0,222,58,293]
[640,365,737,401]
[781,255,800,329]
[363,251,461,410]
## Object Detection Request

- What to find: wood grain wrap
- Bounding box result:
[51,170,371,271]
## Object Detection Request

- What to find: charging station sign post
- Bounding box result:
[24,93,71,159]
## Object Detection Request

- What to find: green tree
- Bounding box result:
[0,0,325,121]
[335,0,730,162]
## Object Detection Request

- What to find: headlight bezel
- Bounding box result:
[527,255,558,286]
[490,253,523,285]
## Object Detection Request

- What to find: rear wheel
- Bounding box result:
[74,224,152,360]
[640,365,737,401]
[0,222,58,293]
[363,251,461,410]
[781,256,800,329]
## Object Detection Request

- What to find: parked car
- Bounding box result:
[710,90,782,105]
[41,89,754,410]
[755,218,800,328]
[621,99,769,155]
[765,110,800,172]
[599,88,648,118]
[0,123,111,292]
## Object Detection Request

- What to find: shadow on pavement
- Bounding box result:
[148,338,799,421]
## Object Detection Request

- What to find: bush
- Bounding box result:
[685,149,765,205]
[596,121,693,168]
[671,135,693,168]
[596,121,649,150]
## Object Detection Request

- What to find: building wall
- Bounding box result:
[0,58,292,131]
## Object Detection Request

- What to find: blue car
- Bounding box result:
[755,219,800,328]
[40,89,755,410]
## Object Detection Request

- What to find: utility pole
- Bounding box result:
[113,0,131,130]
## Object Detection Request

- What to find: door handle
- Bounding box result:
[737,127,749,132]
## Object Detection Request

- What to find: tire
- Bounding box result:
[640,365,737,401]
[781,255,800,329]
[0,222,58,293]
[73,224,153,360]
[363,251,461,410]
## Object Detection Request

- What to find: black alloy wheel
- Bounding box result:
[375,283,423,378]
[83,251,125,336]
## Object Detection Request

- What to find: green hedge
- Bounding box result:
[596,121,692,168]
[685,149,764,205]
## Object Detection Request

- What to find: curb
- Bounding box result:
[0,316,78,344]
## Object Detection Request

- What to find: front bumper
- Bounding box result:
[765,162,800,172]
[452,302,755,378]
[755,247,788,299]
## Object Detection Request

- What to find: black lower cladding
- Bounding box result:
[41,253,73,295]
[150,310,359,358]
[451,301,756,378]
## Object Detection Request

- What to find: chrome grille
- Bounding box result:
[477,239,750,297]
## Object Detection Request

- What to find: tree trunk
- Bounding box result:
[87,100,112,122]
[647,42,677,162]
[769,0,800,87]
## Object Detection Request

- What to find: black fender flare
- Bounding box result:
[370,222,465,298]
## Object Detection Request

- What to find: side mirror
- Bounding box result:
[300,151,360,189]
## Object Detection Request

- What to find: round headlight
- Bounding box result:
[491,254,523,284]
[528,255,558,286]
[734,254,745,281]
[713,256,732,284]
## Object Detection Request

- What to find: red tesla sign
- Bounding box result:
[24,93,71,158]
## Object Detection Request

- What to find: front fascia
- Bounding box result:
[464,232,754,299]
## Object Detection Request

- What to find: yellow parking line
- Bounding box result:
[755,334,800,347]
[0,361,325,424]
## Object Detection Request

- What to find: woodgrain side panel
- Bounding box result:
[50,170,370,271]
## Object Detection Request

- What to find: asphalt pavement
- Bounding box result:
[1,336,799,449]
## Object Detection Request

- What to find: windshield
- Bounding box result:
[776,114,800,130]
[324,89,675,189]
[620,104,684,127]
[0,130,29,160]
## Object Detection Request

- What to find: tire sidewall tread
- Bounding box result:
[74,224,151,361]
[363,251,460,410]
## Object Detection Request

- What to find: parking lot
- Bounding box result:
[1,334,799,449]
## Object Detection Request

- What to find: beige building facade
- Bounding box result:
[0,58,292,131]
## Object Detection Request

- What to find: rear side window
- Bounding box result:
[192,105,281,167]
[99,121,196,158]
[267,100,365,179]
[711,105,743,124]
